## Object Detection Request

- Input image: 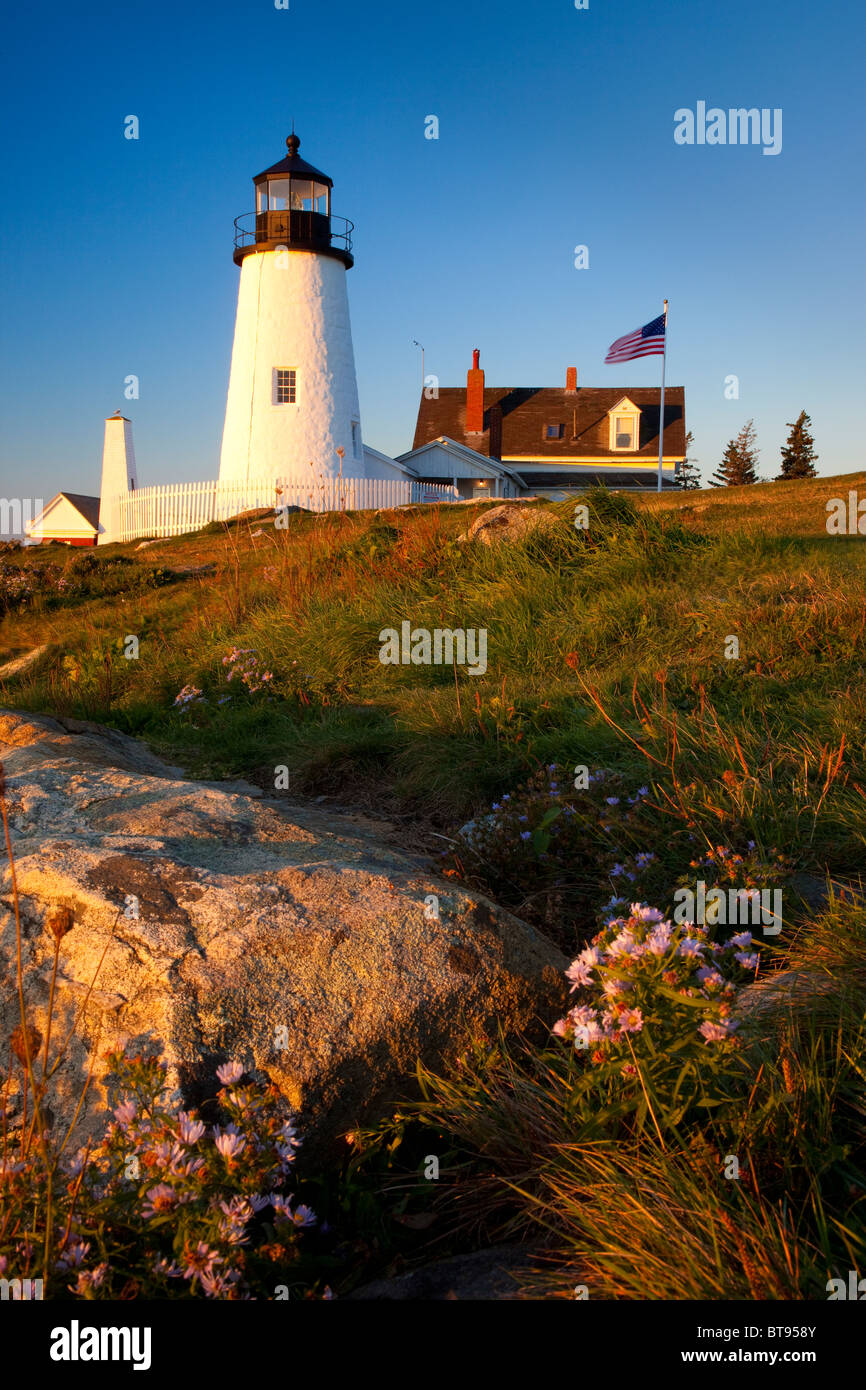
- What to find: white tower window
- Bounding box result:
[274,368,297,404]
[351,420,360,457]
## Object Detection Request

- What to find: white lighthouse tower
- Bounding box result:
[219,131,363,486]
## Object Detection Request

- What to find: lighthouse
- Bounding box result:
[219,132,363,486]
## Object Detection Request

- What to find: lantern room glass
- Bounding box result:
[255,179,330,214]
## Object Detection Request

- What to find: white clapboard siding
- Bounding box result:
[108,476,459,544]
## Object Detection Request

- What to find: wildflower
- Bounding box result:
[631,904,665,924]
[70,1263,108,1296]
[519,831,531,842]
[699,1020,736,1043]
[152,1140,185,1169]
[182,1241,222,1280]
[220,1195,254,1223]
[610,862,625,878]
[607,928,638,959]
[200,1268,239,1298]
[142,1184,177,1219]
[601,977,627,997]
[152,1256,183,1278]
[605,797,620,806]
[174,1156,207,1178]
[113,1100,137,1125]
[177,1111,206,1144]
[565,951,596,991]
[174,684,205,708]
[677,937,705,958]
[735,952,759,970]
[57,1238,91,1270]
[646,924,673,955]
[216,1061,245,1086]
[279,1119,301,1149]
[618,1007,644,1035]
[219,1198,253,1246]
[725,931,752,950]
[271,1195,317,1228]
[634,852,655,869]
[214,1128,246,1161]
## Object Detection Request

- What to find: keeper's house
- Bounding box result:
[410,351,686,497]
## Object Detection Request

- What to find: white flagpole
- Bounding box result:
[657,299,668,493]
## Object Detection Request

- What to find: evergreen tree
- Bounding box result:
[777,410,818,479]
[710,419,760,486]
[677,430,701,489]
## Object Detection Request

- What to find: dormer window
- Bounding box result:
[608,398,641,452]
[614,415,636,448]
[545,424,565,440]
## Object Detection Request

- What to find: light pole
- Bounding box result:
[411,339,425,393]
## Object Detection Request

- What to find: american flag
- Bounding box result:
[605,312,666,364]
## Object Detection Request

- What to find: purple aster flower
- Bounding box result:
[699,1020,736,1043]
[213,1128,246,1161]
[216,1061,245,1086]
[178,1112,206,1144]
[142,1184,177,1219]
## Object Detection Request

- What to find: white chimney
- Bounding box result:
[97,414,137,545]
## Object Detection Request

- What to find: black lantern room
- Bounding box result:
[233,132,354,269]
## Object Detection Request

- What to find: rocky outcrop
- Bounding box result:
[0,710,566,1152]
[458,503,564,547]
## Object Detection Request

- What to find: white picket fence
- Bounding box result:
[107,475,459,544]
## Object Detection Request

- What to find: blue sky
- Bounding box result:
[1,0,863,503]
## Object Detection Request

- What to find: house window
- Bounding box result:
[275,368,297,404]
[615,416,635,448]
[351,421,361,458]
[545,424,565,440]
[612,414,638,450]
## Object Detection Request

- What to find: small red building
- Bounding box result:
[26,493,100,546]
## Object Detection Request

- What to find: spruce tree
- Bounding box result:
[710,419,760,486]
[678,430,701,489]
[777,410,818,479]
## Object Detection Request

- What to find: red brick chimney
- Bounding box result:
[466,348,485,433]
[566,366,578,392]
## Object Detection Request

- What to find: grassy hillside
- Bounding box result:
[2,473,864,944]
[3,472,866,1300]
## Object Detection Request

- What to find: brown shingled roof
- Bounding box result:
[413,386,685,462]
